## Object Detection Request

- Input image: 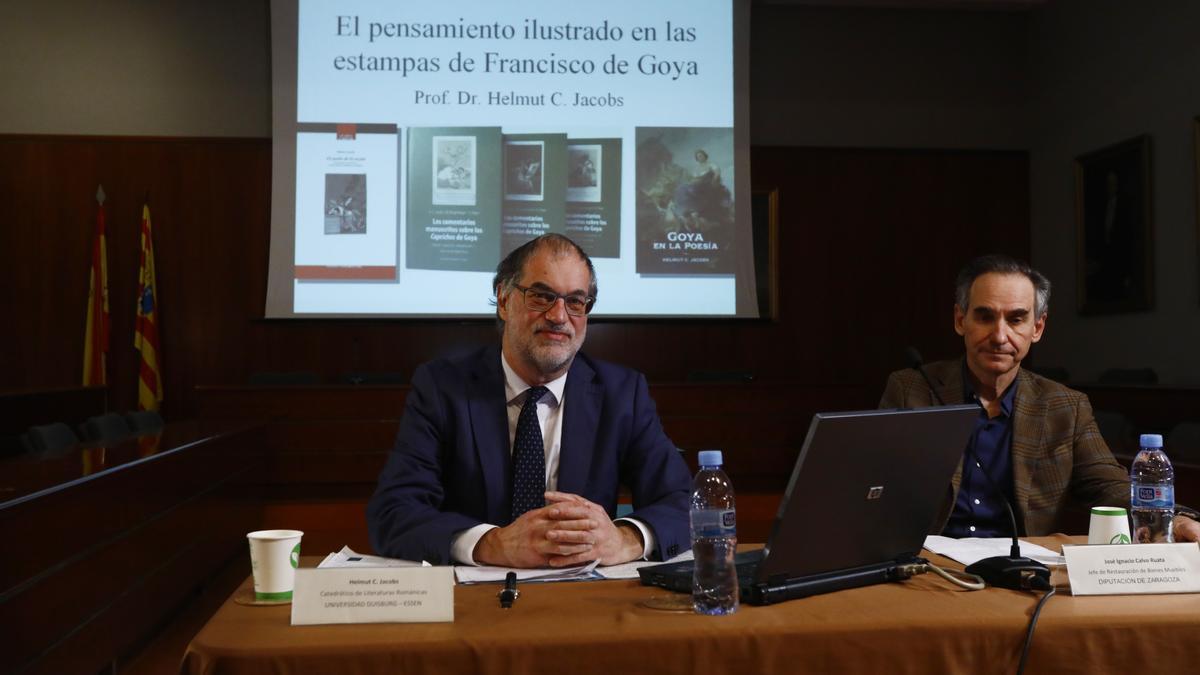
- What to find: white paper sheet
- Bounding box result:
[923,536,1066,567]
[595,550,696,580]
[453,559,601,584]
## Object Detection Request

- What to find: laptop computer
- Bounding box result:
[639,404,978,605]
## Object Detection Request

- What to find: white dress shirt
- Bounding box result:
[449,352,655,564]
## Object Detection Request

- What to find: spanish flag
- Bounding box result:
[134,204,163,411]
[83,186,110,386]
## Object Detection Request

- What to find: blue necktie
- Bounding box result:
[511,386,549,521]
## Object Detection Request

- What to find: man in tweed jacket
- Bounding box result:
[880,255,1199,540]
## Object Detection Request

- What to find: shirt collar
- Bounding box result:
[962,363,1018,417]
[501,351,567,406]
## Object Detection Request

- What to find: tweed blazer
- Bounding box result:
[880,359,1129,536]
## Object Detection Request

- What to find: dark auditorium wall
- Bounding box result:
[0,135,1028,417]
[1025,1,1200,384]
[1,135,274,418]
[1,2,1043,417]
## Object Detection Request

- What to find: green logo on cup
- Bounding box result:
[1110,533,1131,544]
[290,543,301,568]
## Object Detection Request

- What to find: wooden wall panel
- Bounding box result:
[0,135,273,419]
[0,135,1029,420]
[195,382,928,552]
[0,386,107,454]
[196,383,1200,551]
[0,386,106,435]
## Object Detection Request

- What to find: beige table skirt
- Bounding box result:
[183,536,1200,674]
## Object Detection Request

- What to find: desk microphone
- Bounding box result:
[905,347,1051,591]
[905,346,945,404]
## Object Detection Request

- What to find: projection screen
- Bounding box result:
[266,0,754,318]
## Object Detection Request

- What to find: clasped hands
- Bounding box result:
[1131,515,1199,543]
[1170,515,1200,543]
[473,491,644,568]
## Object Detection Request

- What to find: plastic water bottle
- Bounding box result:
[691,450,739,615]
[1130,433,1175,543]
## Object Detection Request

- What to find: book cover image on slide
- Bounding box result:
[407,127,501,272]
[635,128,735,275]
[294,123,398,282]
[505,140,544,201]
[565,138,621,258]
[433,136,477,206]
[501,133,566,257]
[324,174,366,234]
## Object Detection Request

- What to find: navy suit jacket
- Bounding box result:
[367,345,692,565]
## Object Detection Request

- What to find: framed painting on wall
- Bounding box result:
[750,188,779,320]
[1074,135,1153,315]
[1195,117,1200,306]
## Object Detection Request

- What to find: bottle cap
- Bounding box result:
[697,450,723,467]
[1139,433,1163,448]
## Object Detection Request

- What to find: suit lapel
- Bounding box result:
[557,357,601,495]
[1011,368,1046,533]
[929,359,966,407]
[468,346,512,524]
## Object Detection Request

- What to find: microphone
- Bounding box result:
[905,346,946,405]
[905,347,1050,590]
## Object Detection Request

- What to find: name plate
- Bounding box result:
[1063,543,1200,596]
[291,566,454,625]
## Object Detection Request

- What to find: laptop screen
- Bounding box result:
[757,405,978,583]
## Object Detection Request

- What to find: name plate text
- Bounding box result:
[291,566,454,625]
[1064,543,1200,596]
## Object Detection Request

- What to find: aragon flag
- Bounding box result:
[134,204,163,411]
[83,186,110,385]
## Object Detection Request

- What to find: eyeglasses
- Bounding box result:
[512,284,595,317]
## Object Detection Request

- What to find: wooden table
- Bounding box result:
[182,536,1200,674]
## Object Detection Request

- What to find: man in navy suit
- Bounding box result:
[368,234,692,567]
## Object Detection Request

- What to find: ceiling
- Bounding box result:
[758,0,1048,11]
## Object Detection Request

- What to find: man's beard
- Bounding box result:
[509,321,581,379]
[526,344,574,376]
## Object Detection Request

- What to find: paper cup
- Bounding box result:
[247,529,304,601]
[1088,507,1131,545]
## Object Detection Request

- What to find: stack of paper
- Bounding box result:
[454,560,600,584]
[316,545,696,584]
[317,546,429,569]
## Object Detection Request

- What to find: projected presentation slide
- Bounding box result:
[268,0,750,318]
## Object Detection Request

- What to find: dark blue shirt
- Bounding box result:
[943,372,1017,538]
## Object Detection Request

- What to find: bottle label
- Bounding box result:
[691,509,736,537]
[1132,484,1174,509]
